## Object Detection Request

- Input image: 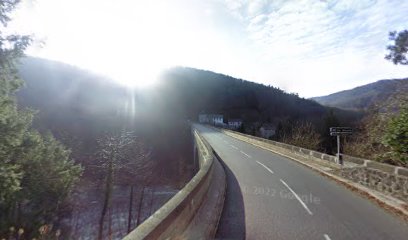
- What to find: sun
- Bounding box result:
[13,0,194,89]
[107,64,163,89]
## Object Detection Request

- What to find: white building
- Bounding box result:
[228,119,243,129]
[198,114,223,126]
[212,114,223,125]
[259,124,276,139]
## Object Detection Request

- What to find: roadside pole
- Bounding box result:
[330,127,352,165]
[337,135,342,165]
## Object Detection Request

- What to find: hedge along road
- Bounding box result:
[195,124,408,240]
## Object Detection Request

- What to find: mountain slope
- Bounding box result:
[16,57,361,144]
[159,67,329,123]
[17,58,334,128]
[312,78,408,111]
[17,57,194,186]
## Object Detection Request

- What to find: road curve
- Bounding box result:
[195,125,408,240]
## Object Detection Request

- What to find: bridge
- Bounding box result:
[125,124,408,239]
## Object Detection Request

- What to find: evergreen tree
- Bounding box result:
[385,30,408,65]
[0,0,82,236]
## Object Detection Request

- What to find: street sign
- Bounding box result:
[330,127,352,136]
[329,127,353,165]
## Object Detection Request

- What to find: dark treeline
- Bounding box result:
[157,67,362,153]
[18,58,363,156]
[160,67,326,121]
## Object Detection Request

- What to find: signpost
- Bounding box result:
[330,127,352,165]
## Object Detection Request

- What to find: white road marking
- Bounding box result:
[279,179,313,215]
[240,151,252,158]
[230,145,238,150]
[256,161,274,174]
[323,234,332,240]
[223,140,229,144]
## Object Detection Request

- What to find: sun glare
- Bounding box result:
[12,0,194,89]
[108,65,163,89]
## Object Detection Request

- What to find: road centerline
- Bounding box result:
[256,161,274,174]
[240,150,252,158]
[323,234,332,240]
[280,179,313,215]
[230,144,238,150]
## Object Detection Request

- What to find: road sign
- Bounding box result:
[330,127,352,136]
[329,127,352,165]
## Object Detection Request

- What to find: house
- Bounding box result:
[211,114,223,126]
[259,124,276,139]
[198,114,224,126]
[228,119,243,130]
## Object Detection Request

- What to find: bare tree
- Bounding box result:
[95,131,153,240]
[282,121,321,150]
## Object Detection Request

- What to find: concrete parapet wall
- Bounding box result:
[124,127,226,239]
[218,127,408,202]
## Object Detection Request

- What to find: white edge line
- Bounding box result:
[240,150,252,158]
[256,161,274,174]
[324,234,331,240]
[230,145,238,150]
[280,179,313,215]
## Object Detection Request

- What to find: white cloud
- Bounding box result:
[220,0,408,97]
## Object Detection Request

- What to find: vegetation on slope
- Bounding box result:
[17,58,362,158]
[0,1,82,238]
[344,77,408,166]
[342,30,408,166]
[312,78,408,111]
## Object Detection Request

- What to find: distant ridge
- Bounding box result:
[311,78,408,111]
[16,57,361,139]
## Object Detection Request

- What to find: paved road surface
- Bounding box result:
[195,125,408,240]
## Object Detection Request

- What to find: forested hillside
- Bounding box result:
[343,83,408,166]
[312,78,408,111]
[18,58,352,127]
[17,57,329,152]
[17,58,361,152]
[160,67,326,122]
[17,57,195,186]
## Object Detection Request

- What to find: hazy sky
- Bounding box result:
[9,0,408,97]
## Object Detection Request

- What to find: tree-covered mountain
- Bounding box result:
[17,57,195,187]
[160,67,328,123]
[16,57,362,160]
[17,57,360,136]
[311,78,408,111]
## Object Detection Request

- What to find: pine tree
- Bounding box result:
[0,0,82,236]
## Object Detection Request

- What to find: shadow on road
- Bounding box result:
[215,159,246,240]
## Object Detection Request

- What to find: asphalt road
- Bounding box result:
[195,125,408,240]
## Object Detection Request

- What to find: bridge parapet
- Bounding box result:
[218,127,408,203]
[124,125,226,240]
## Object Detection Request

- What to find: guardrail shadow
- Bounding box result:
[215,159,246,240]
